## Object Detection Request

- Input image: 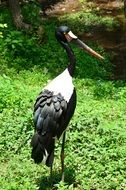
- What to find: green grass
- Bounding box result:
[0,3,126,190]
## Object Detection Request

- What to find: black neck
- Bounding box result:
[61,41,76,77]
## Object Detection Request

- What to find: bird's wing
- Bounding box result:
[32,89,76,166]
[34,89,68,138]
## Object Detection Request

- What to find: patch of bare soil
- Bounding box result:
[88,0,124,12]
[45,0,83,16]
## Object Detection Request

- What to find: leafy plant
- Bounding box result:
[0,2,126,190]
[0,23,7,38]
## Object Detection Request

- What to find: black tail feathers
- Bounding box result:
[31,133,45,164]
[31,132,55,167]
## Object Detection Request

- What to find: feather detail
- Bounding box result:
[31,88,76,167]
[44,69,74,102]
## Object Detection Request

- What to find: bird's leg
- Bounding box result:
[50,165,53,185]
[60,132,66,182]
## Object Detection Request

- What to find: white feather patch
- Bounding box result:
[68,31,77,39]
[42,149,49,164]
[44,69,74,102]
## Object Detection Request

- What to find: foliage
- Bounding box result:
[0,2,126,190]
[0,23,7,38]
[60,11,120,34]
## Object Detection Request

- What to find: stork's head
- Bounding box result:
[55,26,104,60]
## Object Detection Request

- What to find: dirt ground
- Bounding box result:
[46,0,123,16]
[45,0,126,80]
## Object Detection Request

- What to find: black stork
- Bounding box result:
[31,26,104,181]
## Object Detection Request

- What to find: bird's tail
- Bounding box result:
[31,132,55,167]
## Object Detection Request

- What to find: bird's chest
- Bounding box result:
[44,69,74,102]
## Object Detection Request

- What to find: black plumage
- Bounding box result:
[31,89,76,166]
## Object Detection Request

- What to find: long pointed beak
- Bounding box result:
[65,31,104,60]
[75,39,104,60]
